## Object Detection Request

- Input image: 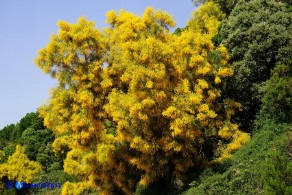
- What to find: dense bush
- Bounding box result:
[258,64,292,123]
[183,120,292,195]
[219,0,292,131]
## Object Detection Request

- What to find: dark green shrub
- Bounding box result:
[259,64,292,123]
[219,0,292,131]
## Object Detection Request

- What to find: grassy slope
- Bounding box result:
[182,120,292,195]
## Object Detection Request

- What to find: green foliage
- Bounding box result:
[259,64,292,123]
[21,128,41,160]
[37,142,61,172]
[173,27,183,36]
[21,128,55,161]
[183,120,292,195]
[104,120,117,136]
[0,124,15,141]
[211,24,223,47]
[9,124,22,141]
[2,144,16,162]
[19,112,44,132]
[30,170,77,195]
[135,178,179,195]
[17,113,60,172]
[218,0,292,131]
[0,112,45,144]
[0,124,22,142]
[34,170,77,186]
[263,149,292,194]
[0,188,16,195]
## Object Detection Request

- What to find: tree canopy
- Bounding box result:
[218,0,292,131]
[35,3,249,194]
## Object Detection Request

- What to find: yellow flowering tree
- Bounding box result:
[0,145,41,189]
[36,2,250,194]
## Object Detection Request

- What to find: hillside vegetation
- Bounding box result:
[0,0,291,194]
[183,120,292,195]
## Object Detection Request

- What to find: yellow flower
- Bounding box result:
[182,79,190,93]
[190,55,204,68]
[189,94,201,104]
[197,79,209,89]
[145,80,154,89]
[207,110,217,118]
[106,10,117,24]
[162,106,178,118]
[217,68,234,77]
[214,76,221,84]
[196,113,206,121]
[198,104,209,112]
[207,90,218,102]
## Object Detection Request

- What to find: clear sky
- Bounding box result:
[0,0,196,129]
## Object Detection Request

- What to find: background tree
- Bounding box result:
[216,0,292,131]
[21,128,55,161]
[0,124,15,152]
[0,124,15,142]
[37,142,61,172]
[19,112,44,132]
[0,112,45,147]
[36,3,249,194]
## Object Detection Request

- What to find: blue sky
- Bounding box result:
[0,0,196,129]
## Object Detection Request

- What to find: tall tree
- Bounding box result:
[36,3,249,194]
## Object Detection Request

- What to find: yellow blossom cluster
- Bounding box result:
[0,146,41,187]
[35,2,250,194]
